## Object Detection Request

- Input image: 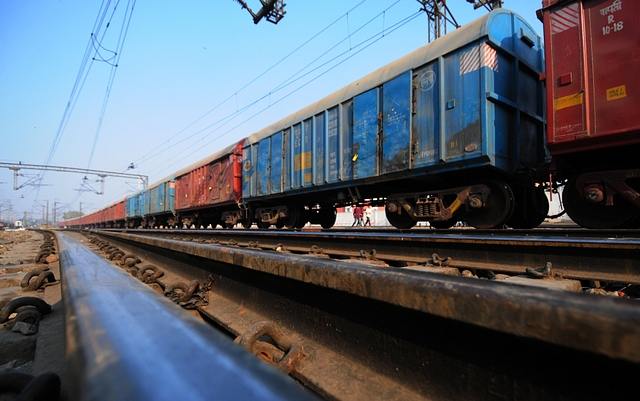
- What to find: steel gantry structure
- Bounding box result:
[0,162,148,195]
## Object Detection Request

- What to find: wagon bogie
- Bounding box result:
[385,179,515,229]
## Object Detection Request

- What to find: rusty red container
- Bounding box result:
[543,0,640,154]
[174,140,244,212]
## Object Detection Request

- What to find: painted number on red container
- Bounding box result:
[600,1,624,36]
[602,21,623,35]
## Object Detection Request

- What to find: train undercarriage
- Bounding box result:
[244,174,549,230]
[561,168,640,229]
[384,178,548,229]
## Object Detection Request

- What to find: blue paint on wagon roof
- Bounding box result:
[245,9,541,146]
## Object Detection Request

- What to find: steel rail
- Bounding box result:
[55,231,318,401]
[93,230,640,363]
[99,228,640,284]
[83,229,640,399]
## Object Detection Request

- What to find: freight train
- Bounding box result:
[60,2,640,230]
[543,0,640,228]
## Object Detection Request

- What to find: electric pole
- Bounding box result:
[416,1,459,42]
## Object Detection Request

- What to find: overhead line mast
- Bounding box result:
[416,0,504,42]
[416,1,459,42]
[234,0,286,24]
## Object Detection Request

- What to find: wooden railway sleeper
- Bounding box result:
[234,322,303,375]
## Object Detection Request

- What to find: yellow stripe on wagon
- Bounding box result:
[554,92,583,110]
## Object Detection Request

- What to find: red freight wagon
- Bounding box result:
[104,200,126,228]
[542,0,640,228]
[105,205,114,224]
[174,140,246,228]
[114,200,126,224]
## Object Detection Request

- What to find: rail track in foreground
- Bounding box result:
[60,227,640,400]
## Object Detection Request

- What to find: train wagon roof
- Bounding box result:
[121,139,244,200]
[172,139,245,179]
[246,8,535,145]
[145,173,176,191]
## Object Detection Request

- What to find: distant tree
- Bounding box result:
[63,210,84,220]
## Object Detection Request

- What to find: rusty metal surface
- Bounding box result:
[86,229,640,400]
[55,231,318,401]
[94,230,640,363]
[98,227,640,284]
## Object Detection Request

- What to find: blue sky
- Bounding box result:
[0,0,544,223]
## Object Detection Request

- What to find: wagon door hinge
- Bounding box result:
[411,81,418,114]
[411,141,418,162]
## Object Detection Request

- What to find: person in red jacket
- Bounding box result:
[352,205,363,227]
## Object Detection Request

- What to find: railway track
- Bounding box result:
[64,228,639,399]
[98,227,640,285]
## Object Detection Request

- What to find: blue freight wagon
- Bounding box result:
[143,175,176,228]
[125,191,145,228]
[242,9,547,229]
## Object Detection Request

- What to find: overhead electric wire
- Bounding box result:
[140,3,421,178]
[35,0,136,208]
[272,1,401,94]
[151,10,424,178]
[41,0,114,171]
[86,0,137,170]
[131,0,371,168]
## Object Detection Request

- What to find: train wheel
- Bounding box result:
[507,185,549,229]
[464,180,514,229]
[282,205,300,229]
[320,206,337,229]
[385,207,416,229]
[563,172,639,229]
[257,220,270,229]
[241,213,253,229]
